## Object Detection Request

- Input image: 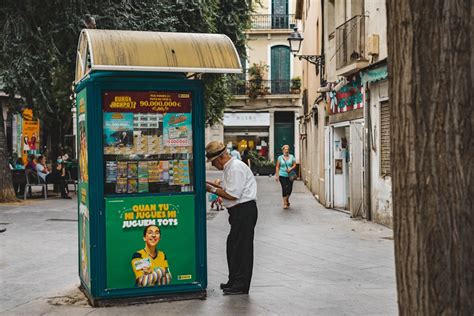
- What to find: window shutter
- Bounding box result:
[380,100,391,176]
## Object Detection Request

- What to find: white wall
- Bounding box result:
[365,0,388,61]
[368,80,392,226]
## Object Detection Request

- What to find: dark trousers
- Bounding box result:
[46,173,67,197]
[279,176,294,197]
[226,200,258,292]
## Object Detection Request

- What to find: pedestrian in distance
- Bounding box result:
[275,144,296,209]
[209,179,224,211]
[241,148,250,166]
[230,145,241,160]
[35,155,71,199]
[205,141,258,295]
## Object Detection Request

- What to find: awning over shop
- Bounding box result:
[75,29,242,82]
[360,59,388,85]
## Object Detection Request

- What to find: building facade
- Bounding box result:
[206,0,302,170]
[297,0,392,226]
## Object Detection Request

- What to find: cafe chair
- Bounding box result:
[24,169,47,200]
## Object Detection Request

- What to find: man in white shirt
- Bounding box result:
[205,141,258,295]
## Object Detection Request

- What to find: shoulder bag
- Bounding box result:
[283,157,297,181]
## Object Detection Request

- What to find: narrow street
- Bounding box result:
[0,173,397,315]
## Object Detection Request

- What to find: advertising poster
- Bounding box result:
[163,113,192,147]
[103,112,134,154]
[20,109,40,162]
[77,88,91,289]
[105,195,196,289]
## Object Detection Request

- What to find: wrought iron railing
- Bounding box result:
[335,15,366,69]
[250,14,296,30]
[231,80,298,96]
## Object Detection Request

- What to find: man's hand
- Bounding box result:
[206,183,216,193]
[275,176,279,182]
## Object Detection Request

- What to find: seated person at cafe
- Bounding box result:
[25,154,37,171]
[35,155,71,199]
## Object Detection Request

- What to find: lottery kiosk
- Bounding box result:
[74,29,241,306]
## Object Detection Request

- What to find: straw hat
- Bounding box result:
[205,141,227,162]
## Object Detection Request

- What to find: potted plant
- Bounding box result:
[248,62,269,99]
[248,151,276,175]
[291,77,301,93]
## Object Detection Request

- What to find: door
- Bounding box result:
[325,126,333,208]
[271,46,290,94]
[349,121,363,217]
[274,123,294,159]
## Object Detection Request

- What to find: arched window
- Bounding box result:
[271,45,290,93]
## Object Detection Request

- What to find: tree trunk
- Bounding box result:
[387,1,473,314]
[0,103,18,202]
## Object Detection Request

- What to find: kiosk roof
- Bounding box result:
[75,29,242,82]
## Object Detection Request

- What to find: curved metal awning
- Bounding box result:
[75,29,242,82]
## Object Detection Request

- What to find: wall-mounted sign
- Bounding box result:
[335,159,343,174]
[223,112,270,127]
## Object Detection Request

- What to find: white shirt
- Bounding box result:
[230,149,241,160]
[36,164,49,181]
[222,158,257,208]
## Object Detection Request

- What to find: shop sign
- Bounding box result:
[223,112,270,126]
[103,91,191,113]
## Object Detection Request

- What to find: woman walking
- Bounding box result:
[275,145,296,209]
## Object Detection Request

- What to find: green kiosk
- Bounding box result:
[74,29,241,306]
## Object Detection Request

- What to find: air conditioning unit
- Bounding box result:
[367,34,380,56]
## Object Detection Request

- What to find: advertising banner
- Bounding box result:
[77,89,91,289]
[103,91,191,113]
[20,109,40,162]
[105,195,196,289]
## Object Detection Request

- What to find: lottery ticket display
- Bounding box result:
[102,91,194,195]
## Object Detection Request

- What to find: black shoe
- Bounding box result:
[220,282,232,290]
[223,287,248,295]
[0,228,6,233]
[62,195,72,199]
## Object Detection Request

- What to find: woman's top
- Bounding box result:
[25,161,36,170]
[278,154,296,177]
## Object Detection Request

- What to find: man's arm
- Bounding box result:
[206,183,238,200]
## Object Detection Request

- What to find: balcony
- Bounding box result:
[231,80,299,96]
[250,14,296,30]
[335,15,369,76]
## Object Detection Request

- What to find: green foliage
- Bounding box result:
[0,0,252,156]
[248,62,269,99]
[247,150,275,168]
[291,76,301,90]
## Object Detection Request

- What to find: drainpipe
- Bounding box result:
[363,83,372,220]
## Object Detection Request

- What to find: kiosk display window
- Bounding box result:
[102,91,193,195]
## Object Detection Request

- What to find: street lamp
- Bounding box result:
[287,28,324,75]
